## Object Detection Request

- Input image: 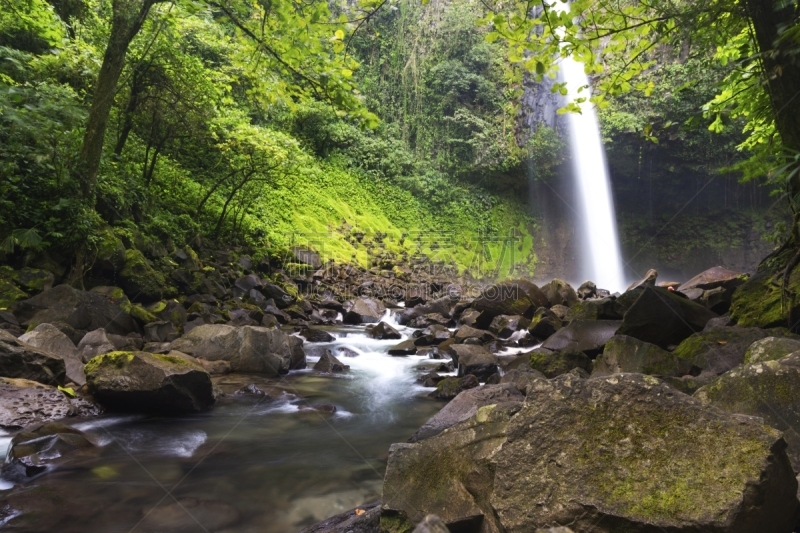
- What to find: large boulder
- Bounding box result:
[400,296,454,325]
[19,323,85,385]
[170,324,305,374]
[344,298,386,324]
[540,319,621,357]
[616,286,717,348]
[119,248,168,302]
[730,266,797,329]
[0,329,66,385]
[541,279,579,308]
[313,350,349,373]
[695,352,800,469]
[0,278,28,309]
[0,377,100,429]
[410,383,524,442]
[593,335,691,377]
[488,315,530,339]
[455,347,499,382]
[528,307,562,341]
[11,285,140,337]
[85,351,215,414]
[672,326,786,376]
[526,348,591,378]
[453,325,495,344]
[679,266,747,293]
[365,321,401,340]
[2,422,95,482]
[76,328,115,362]
[470,280,548,325]
[745,336,800,364]
[381,373,800,532]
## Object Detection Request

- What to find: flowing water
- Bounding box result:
[552,1,627,292]
[0,317,444,533]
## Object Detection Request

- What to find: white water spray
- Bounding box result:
[554,3,626,292]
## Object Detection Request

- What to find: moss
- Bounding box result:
[93,226,127,272]
[730,266,800,328]
[152,354,191,367]
[529,349,590,378]
[84,351,136,375]
[146,300,168,314]
[0,279,27,309]
[11,267,53,293]
[119,298,158,324]
[379,512,414,533]
[119,249,167,302]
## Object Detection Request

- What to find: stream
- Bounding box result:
[0,317,445,532]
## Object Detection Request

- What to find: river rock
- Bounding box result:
[459,308,484,327]
[299,328,336,343]
[298,500,380,533]
[11,284,140,336]
[314,350,349,373]
[540,319,620,357]
[400,296,454,325]
[447,344,488,367]
[138,497,240,532]
[365,321,401,340]
[411,383,524,442]
[0,377,100,429]
[429,375,479,400]
[414,324,451,346]
[488,315,530,339]
[0,329,66,385]
[412,515,450,533]
[76,328,115,362]
[85,351,214,414]
[382,373,800,532]
[19,323,85,385]
[456,348,498,381]
[2,422,95,482]
[527,347,591,378]
[11,267,54,294]
[453,325,495,344]
[679,266,747,292]
[695,352,800,469]
[344,298,386,324]
[616,286,717,348]
[388,339,417,356]
[170,324,305,374]
[672,326,785,376]
[745,336,800,364]
[577,281,597,299]
[593,335,691,377]
[528,307,562,341]
[143,320,179,343]
[626,268,658,291]
[541,279,579,308]
[470,280,548,325]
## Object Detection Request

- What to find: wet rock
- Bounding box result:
[107,332,144,352]
[593,335,691,377]
[527,347,591,378]
[77,328,115,362]
[577,281,596,299]
[85,351,215,414]
[383,373,799,532]
[700,285,737,314]
[541,279,579,308]
[627,268,658,291]
[455,348,498,382]
[499,368,548,393]
[314,350,350,373]
[528,307,562,341]
[228,308,259,327]
[459,308,484,327]
[143,320,179,344]
[414,324,452,346]
[488,315,530,339]
[704,315,736,330]
[195,357,231,375]
[0,329,66,385]
[11,268,54,294]
[260,314,279,328]
[744,336,800,364]
[453,325,495,344]
[170,324,305,374]
[568,296,626,320]
[0,278,27,309]
[119,249,167,302]
[412,515,450,533]
[540,319,620,357]
[411,383,523,442]
[471,280,548,325]
[139,497,240,532]
[261,283,294,308]
[400,296,454,325]
[388,339,417,356]
[672,326,786,376]
[235,383,270,396]
[158,300,187,329]
[446,344,487,366]
[299,328,336,343]
[11,285,140,336]
[365,321,401,340]
[0,377,100,429]
[616,286,717,348]
[679,266,747,293]
[298,500,380,533]
[695,352,800,469]
[19,323,85,386]
[419,372,444,388]
[408,313,452,328]
[428,375,479,400]
[2,422,95,482]
[344,298,386,324]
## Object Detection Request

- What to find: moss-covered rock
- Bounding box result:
[745,336,800,364]
[119,249,167,302]
[85,351,214,414]
[93,227,127,272]
[593,335,691,377]
[0,279,27,309]
[695,352,800,469]
[528,348,591,378]
[11,268,54,295]
[730,266,800,328]
[672,326,788,376]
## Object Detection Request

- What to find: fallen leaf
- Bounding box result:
[355,509,365,516]
[717,341,728,346]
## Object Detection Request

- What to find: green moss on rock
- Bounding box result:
[84,351,135,375]
[730,266,800,328]
[0,279,27,309]
[119,249,167,302]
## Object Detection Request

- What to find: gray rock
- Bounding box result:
[388,339,417,356]
[593,335,691,377]
[85,351,214,414]
[540,319,620,357]
[745,336,800,364]
[313,350,349,373]
[0,377,100,429]
[77,328,115,362]
[678,266,747,292]
[488,315,530,339]
[453,325,495,344]
[170,324,305,375]
[299,328,336,343]
[527,347,591,378]
[298,501,380,533]
[429,375,479,400]
[412,515,450,533]
[672,326,786,376]
[0,329,66,385]
[528,307,562,341]
[471,280,548,326]
[541,279,579,308]
[456,348,499,381]
[143,320,179,343]
[19,323,85,385]
[344,298,386,324]
[2,422,95,482]
[365,321,401,340]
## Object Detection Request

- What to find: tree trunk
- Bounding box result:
[75,0,162,205]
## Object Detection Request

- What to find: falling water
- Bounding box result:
[554,3,626,291]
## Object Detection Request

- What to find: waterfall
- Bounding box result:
[554,2,627,292]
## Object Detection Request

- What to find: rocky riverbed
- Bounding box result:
[0,251,799,532]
